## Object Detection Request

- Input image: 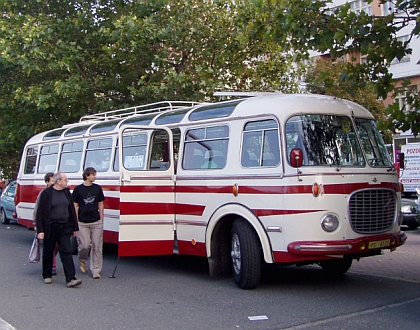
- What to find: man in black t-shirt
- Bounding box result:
[73,167,105,279]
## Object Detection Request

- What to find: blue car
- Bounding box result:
[1,180,17,225]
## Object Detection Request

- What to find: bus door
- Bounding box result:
[118,126,175,257]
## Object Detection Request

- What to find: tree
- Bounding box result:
[248,0,419,133]
[0,0,296,178]
[304,59,391,142]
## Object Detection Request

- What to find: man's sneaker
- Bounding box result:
[52,269,57,276]
[44,278,52,284]
[66,279,82,288]
[93,274,101,279]
[79,260,87,273]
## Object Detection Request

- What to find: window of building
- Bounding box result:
[350,0,372,15]
[391,35,411,64]
[395,85,418,112]
[382,1,396,15]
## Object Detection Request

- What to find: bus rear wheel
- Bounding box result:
[230,219,261,289]
[319,257,352,275]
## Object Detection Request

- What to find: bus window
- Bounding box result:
[84,138,112,172]
[149,130,170,170]
[113,139,119,172]
[285,115,365,166]
[59,141,83,173]
[241,119,280,167]
[182,125,229,170]
[122,132,147,170]
[38,144,59,174]
[24,147,38,174]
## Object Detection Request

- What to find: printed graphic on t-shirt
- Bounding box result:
[83,193,96,205]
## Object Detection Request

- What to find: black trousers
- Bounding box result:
[42,223,76,283]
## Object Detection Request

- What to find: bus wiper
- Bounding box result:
[336,162,342,172]
[387,163,396,172]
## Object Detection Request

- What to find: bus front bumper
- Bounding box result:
[287,231,407,257]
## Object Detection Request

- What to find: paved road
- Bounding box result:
[349,227,420,283]
[0,223,419,330]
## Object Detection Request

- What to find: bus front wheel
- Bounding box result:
[230,219,261,289]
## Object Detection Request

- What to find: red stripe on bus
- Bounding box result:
[176,204,206,216]
[120,202,205,216]
[252,209,322,216]
[120,202,175,215]
[176,182,400,194]
[103,230,119,244]
[121,185,175,193]
[118,240,174,257]
[177,240,206,256]
[103,196,119,210]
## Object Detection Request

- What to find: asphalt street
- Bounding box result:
[0,223,419,330]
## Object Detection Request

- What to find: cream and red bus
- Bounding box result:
[15,92,407,289]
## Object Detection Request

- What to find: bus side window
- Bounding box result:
[149,130,170,171]
[84,138,112,172]
[59,141,83,173]
[24,147,38,174]
[242,119,280,167]
[38,144,59,174]
[183,125,229,170]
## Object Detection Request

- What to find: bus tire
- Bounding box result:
[319,257,352,275]
[230,219,261,289]
[1,209,10,225]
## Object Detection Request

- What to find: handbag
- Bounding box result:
[70,236,78,255]
[28,234,40,263]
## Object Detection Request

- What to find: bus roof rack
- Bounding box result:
[79,100,201,123]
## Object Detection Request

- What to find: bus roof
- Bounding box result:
[26,93,374,145]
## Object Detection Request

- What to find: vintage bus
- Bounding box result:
[15,93,407,289]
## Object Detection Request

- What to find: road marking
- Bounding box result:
[248,315,268,321]
[280,297,420,329]
[349,270,420,283]
[0,317,16,330]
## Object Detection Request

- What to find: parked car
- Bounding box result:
[401,198,420,230]
[0,180,17,224]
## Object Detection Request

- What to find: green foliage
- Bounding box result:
[304,59,391,143]
[0,0,296,178]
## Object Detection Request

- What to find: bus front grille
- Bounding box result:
[348,189,396,233]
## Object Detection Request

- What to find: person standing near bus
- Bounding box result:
[35,172,82,288]
[33,172,60,275]
[72,167,105,279]
[0,178,5,195]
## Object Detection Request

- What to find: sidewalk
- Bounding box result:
[350,229,420,283]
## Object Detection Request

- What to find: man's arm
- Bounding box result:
[98,201,104,221]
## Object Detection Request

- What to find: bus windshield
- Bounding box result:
[286,115,392,168]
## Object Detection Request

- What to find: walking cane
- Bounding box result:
[109,257,120,278]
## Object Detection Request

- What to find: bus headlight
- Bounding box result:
[321,213,339,232]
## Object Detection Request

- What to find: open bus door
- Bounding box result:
[118,126,175,257]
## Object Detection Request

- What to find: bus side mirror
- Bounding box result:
[290,148,303,168]
[397,152,405,170]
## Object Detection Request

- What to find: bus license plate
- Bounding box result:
[368,239,390,249]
